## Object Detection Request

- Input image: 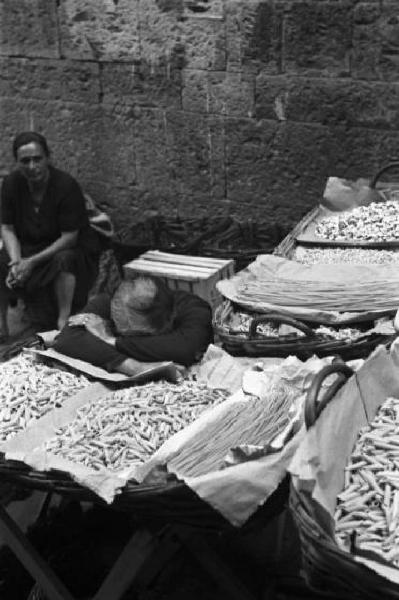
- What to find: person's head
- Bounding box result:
[12,131,50,186]
[110,276,175,336]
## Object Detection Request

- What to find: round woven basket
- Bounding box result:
[290,485,399,599]
[290,364,399,600]
[0,454,289,531]
[213,301,396,361]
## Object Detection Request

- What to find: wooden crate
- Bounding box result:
[123,250,235,310]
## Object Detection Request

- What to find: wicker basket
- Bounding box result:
[0,453,289,532]
[198,220,289,270]
[112,215,289,272]
[290,363,399,600]
[290,485,399,599]
[213,301,395,361]
[274,165,399,259]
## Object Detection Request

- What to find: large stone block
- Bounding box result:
[181,14,226,70]
[0,98,20,176]
[165,109,225,201]
[208,116,226,200]
[0,58,100,103]
[139,0,185,67]
[182,70,255,117]
[225,0,281,74]
[283,1,352,76]
[181,70,208,113]
[324,125,396,183]
[225,118,338,221]
[0,98,102,183]
[36,102,105,185]
[0,0,59,58]
[256,74,399,129]
[225,116,280,204]
[352,3,399,81]
[59,0,140,61]
[101,59,182,110]
[209,70,255,117]
[133,108,179,198]
[225,0,243,72]
[255,74,289,121]
[165,109,211,197]
[83,179,162,228]
[90,105,137,190]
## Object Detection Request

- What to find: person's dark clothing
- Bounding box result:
[0,166,102,326]
[1,165,100,253]
[54,290,214,369]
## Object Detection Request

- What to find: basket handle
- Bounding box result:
[304,363,354,429]
[369,162,399,189]
[249,313,316,339]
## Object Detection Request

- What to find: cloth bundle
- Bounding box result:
[84,193,114,239]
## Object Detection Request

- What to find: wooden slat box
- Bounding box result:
[123,251,235,310]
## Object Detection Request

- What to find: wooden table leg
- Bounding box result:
[0,503,182,600]
[93,529,157,600]
[174,525,257,600]
[133,526,182,591]
[0,497,261,600]
[0,503,75,600]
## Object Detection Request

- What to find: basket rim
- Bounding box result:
[0,454,185,500]
[0,455,289,530]
[216,329,392,347]
[289,484,399,598]
[213,301,395,351]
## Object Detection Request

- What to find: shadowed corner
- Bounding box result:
[0,299,41,362]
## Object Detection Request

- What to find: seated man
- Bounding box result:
[54,275,214,377]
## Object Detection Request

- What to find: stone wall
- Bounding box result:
[1,0,399,231]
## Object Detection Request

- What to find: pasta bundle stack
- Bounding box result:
[233,256,399,313]
[238,278,399,313]
[168,381,295,478]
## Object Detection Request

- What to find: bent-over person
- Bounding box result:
[54,275,214,377]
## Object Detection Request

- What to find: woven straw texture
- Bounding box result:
[290,485,399,599]
[213,301,394,360]
[112,215,289,271]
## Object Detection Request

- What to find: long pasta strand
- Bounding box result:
[168,382,294,477]
[237,276,399,312]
